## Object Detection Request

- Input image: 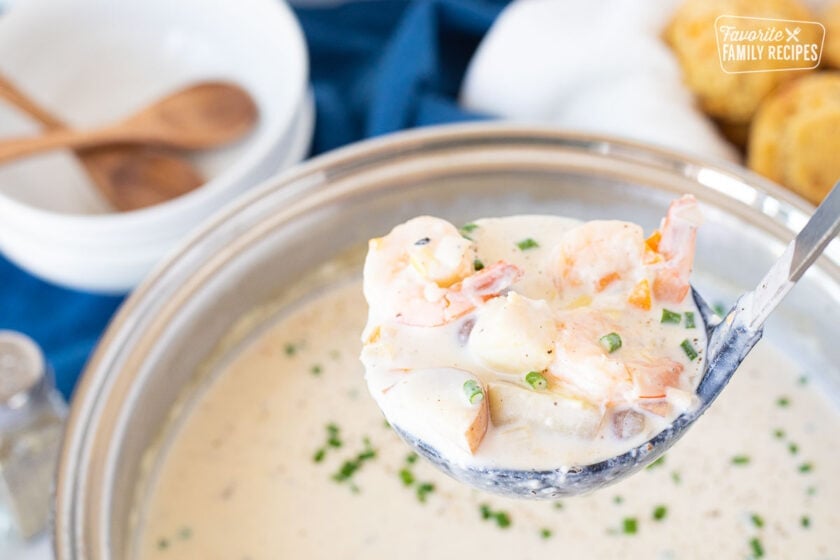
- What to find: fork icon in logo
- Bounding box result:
[786,26,801,42]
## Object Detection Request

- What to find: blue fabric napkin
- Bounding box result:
[0,0,509,400]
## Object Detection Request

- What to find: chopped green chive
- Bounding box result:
[788,442,799,455]
[773,428,785,439]
[463,380,484,404]
[798,374,809,385]
[516,238,539,251]
[473,258,485,271]
[732,455,751,466]
[671,471,682,485]
[525,371,548,391]
[750,513,764,528]
[461,223,478,234]
[284,343,297,356]
[622,517,638,534]
[406,452,418,464]
[680,339,699,361]
[416,482,435,503]
[479,505,512,528]
[553,501,564,510]
[749,537,764,558]
[178,527,192,540]
[660,309,682,324]
[798,462,813,473]
[613,495,624,505]
[684,311,696,328]
[310,364,323,375]
[599,332,622,353]
[713,302,727,317]
[327,424,342,448]
[806,486,817,496]
[653,505,668,521]
[646,455,666,470]
[399,468,415,486]
[777,396,790,407]
[313,448,326,463]
[332,438,377,487]
[801,515,811,528]
[540,528,553,539]
[157,538,169,550]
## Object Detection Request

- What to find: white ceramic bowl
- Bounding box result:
[0,0,311,292]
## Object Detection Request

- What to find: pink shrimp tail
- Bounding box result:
[445,262,523,321]
[653,195,702,303]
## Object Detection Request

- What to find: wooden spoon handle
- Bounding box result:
[0,126,153,164]
[0,75,64,129]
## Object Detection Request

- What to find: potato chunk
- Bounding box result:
[469,292,557,374]
[487,381,602,438]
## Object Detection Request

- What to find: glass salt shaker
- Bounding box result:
[0,330,66,544]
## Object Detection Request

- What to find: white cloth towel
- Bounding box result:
[461,0,739,163]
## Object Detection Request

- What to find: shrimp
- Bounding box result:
[553,195,702,306]
[363,216,522,327]
[650,194,703,303]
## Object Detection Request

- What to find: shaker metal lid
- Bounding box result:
[0,330,45,410]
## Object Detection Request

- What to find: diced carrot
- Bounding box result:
[645,230,661,252]
[653,269,690,303]
[627,279,651,310]
[629,359,683,398]
[597,272,621,292]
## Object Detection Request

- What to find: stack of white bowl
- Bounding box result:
[0,0,312,292]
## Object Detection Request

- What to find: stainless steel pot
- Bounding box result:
[53,124,840,559]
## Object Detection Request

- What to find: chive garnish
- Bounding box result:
[653,505,668,521]
[331,438,377,487]
[806,486,817,496]
[684,311,696,328]
[680,339,698,361]
[599,332,622,353]
[553,501,564,510]
[157,538,169,550]
[313,448,326,463]
[406,452,418,464]
[473,258,485,271]
[463,380,484,404]
[750,513,764,528]
[525,371,548,391]
[416,482,435,503]
[516,238,539,250]
[613,495,624,505]
[798,374,809,385]
[660,309,681,324]
[732,455,751,465]
[479,505,512,528]
[713,302,727,317]
[310,364,323,375]
[671,471,682,484]
[327,424,342,448]
[622,517,638,534]
[801,515,811,528]
[777,396,791,407]
[284,343,297,356]
[461,223,478,233]
[399,468,415,486]
[773,428,785,439]
[798,462,813,473]
[540,528,553,539]
[646,455,666,470]
[750,537,764,558]
[178,527,192,540]
[788,442,799,455]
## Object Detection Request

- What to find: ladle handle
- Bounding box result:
[746,181,840,330]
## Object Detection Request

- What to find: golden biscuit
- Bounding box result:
[822,2,840,68]
[666,0,814,123]
[748,72,840,203]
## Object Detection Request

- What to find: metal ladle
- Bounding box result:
[396,182,840,498]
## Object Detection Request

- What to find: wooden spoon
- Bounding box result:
[0,74,205,211]
[0,82,258,165]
